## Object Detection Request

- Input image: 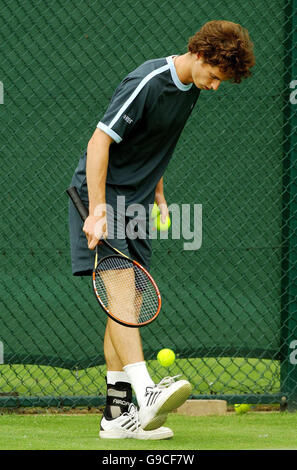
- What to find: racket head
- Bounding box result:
[92,254,161,327]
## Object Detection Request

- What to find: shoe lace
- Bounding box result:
[157,374,182,388]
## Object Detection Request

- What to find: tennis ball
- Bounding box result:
[154,214,171,231]
[151,202,160,219]
[157,348,175,367]
[234,404,251,414]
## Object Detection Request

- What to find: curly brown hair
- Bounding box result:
[188,20,255,84]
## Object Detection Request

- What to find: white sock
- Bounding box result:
[106,370,131,385]
[123,361,155,407]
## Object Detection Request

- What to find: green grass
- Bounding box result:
[0,412,296,450]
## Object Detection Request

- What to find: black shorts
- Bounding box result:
[68,181,154,276]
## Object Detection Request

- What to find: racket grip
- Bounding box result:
[66,186,89,221]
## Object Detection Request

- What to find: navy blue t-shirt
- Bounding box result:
[73,55,200,204]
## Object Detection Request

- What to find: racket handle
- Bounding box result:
[66,186,89,221]
[66,186,115,253]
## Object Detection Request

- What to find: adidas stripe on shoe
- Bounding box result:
[139,375,192,431]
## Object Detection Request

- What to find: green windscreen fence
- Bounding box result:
[1,0,297,408]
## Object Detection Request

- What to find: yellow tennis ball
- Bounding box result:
[154,214,171,231]
[157,348,175,367]
[234,404,250,414]
[151,202,160,219]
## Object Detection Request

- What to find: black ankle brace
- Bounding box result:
[104,380,132,419]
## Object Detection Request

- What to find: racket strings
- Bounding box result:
[94,256,159,325]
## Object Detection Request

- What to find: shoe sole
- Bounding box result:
[142,382,192,431]
[99,430,173,440]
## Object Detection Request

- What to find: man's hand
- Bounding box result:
[83,213,107,250]
[155,194,169,224]
[155,199,169,224]
[154,176,169,224]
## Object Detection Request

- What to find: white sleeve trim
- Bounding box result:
[97,122,122,143]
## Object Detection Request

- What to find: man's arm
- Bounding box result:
[83,128,113,250]
[155,177,169,223]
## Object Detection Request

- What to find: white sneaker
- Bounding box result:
[139,375,192,431]
[99,403,173,440]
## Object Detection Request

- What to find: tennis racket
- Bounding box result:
[67,186,161,328]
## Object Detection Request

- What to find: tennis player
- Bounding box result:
[69,20,255,439]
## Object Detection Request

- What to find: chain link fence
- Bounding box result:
[1,0,297,409]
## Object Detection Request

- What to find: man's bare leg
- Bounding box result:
[104,317,144,367]
[101,269,190,433]
[101,268,154,408]
[101,267,145,366]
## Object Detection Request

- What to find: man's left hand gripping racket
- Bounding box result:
[67,186,161,328]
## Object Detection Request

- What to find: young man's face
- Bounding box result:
[191,55,230,91]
